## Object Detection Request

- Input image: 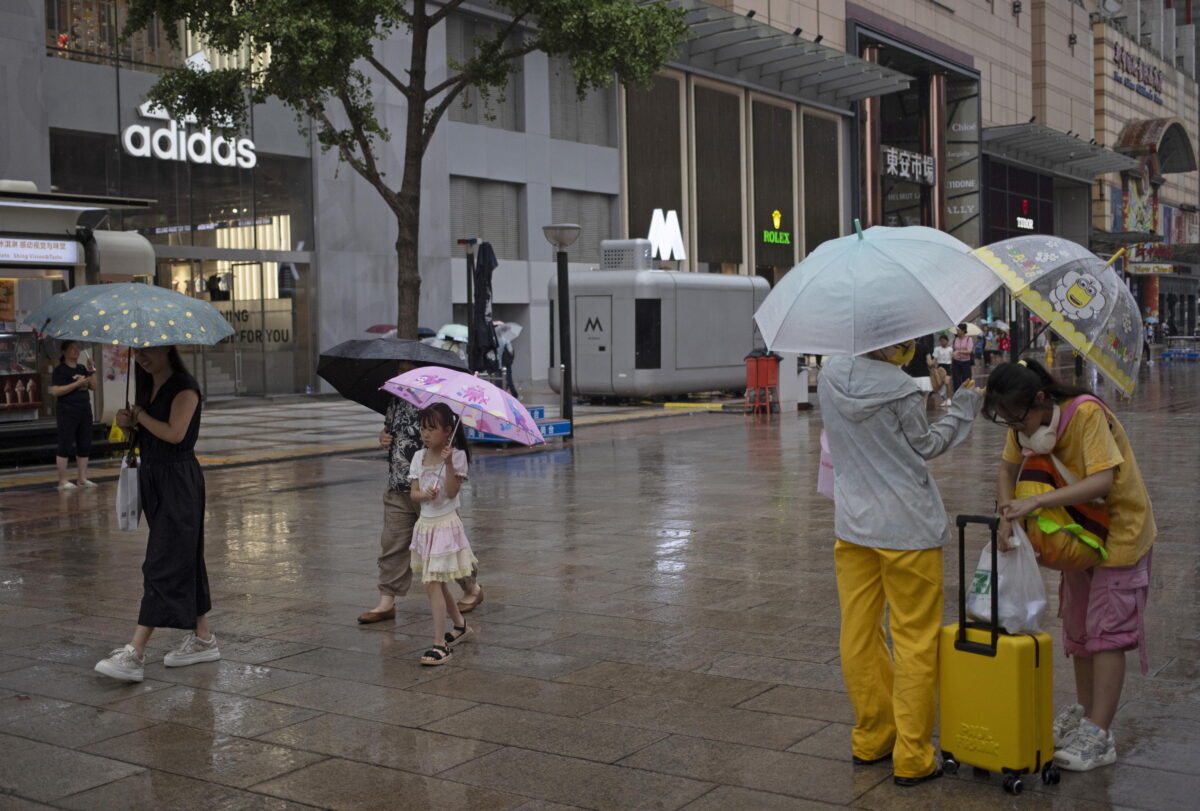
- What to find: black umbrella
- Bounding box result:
[317,338,467,414]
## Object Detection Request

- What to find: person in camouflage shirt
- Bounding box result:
[358,363,482,622]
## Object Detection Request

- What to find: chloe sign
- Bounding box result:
[122,100,257,168]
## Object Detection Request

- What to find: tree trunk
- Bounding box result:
[394,193,421,341]
[394,2,430,341]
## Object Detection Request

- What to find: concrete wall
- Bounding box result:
[1032,0,1094,138]
[0,0,50,189]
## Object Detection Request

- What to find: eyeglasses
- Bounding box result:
[986,402,1032,428]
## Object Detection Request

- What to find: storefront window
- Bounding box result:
[752,101,794,275]
[945,75,981,247]
[693,84,742,271]
[803,114,841,253]
[625,75,683,245]
[985,161,1054,242]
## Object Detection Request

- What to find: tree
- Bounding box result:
[123,0,688,339]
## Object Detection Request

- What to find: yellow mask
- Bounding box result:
[886,341,916,366]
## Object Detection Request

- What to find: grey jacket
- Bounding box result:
[817,354,982,550]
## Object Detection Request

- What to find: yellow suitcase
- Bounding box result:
[938,515,1061,795]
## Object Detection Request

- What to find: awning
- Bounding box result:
[982,123,1139,183]
[647,0,912,112]
[1090,229,1161,254]
[1116,118,1198,174]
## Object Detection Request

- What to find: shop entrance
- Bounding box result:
[0,268,71,425]
[160,258,311,398]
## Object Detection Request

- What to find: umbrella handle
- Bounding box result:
[854,218,864,240]
[429,408,467,487]
[1105,247,1127,267]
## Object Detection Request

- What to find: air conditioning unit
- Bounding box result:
[600,239,653,270]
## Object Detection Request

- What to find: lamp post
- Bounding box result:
[543,223,581,425]
[456,237,479,370]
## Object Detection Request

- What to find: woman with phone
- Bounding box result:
[50,340,97,490]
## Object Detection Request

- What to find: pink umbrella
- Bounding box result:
[381,366,545,446]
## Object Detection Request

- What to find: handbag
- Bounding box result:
[116,454,140,531]
[1015,395,1111,570]
[817,429,834,499]
[108,417,126,444]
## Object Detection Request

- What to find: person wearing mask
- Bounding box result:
[50,340,97,491]
[950,324,975,392]
[818,339,983,787]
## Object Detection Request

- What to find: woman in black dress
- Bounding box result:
[94,345,218,682]
[50,340,97,491]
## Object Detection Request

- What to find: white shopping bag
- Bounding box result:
[116,456,140,531]
[966,523,1047,634]
[817,429,834,499]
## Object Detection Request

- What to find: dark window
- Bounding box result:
[803,114,840,253]
[694,85,742,268]
[752,101,794,269]
[625,75,682,241]
[634,298,661,369]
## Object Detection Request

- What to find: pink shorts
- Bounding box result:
[1059,550,1152,674]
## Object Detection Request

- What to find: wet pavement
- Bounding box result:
[0,361,1197,809]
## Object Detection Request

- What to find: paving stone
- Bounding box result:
[682,786,842,810]
[81,723,324,789]
[557,661,772,707]
[257,712,501,774]
[266,647,447,689]
[440,746,713,810]
[106,685,322,737]
[56,769,313,810]
[141,659,320,697]
[423,703,669,762]
[412,669,624,718]
[250,757,524,810]
[618,735,889,804]
[261,676,475,727]
[0,731,144,801]
[735,685,856,725]
[0,702,158,748]
[0,662,172,707]
[585,695,827,751]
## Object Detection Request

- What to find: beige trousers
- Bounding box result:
[379,488,477,596]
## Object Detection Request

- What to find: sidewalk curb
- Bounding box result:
[0,405,724,492]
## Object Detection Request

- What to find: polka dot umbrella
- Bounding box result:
[22,282,234,348]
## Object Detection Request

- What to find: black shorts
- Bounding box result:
[56,406,93,458]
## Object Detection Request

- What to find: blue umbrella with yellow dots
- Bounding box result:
[23,282,234,417]
[22,282,233,348]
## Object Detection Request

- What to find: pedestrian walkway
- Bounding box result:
[0,363,1194,808]
[0,393,732,492]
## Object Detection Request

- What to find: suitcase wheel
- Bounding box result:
[941,755,959,776]
[1003,774,1024,795]
[1041,764,1061,785]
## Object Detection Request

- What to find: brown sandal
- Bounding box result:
[357,608,396,624]
[456,587,483,613]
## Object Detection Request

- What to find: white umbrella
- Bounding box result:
[754,224,1001,355]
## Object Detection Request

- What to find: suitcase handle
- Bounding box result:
[956,514,1000,656]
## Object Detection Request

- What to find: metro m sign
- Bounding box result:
[647,209,686,261]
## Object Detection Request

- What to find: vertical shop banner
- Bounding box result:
[945,77,981,246]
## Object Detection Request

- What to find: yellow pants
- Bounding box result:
[835,539,943,778]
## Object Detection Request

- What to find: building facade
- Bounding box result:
[2,0,1196,406]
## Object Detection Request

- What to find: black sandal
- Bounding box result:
[444,624,471,648]
[420,645,452,666]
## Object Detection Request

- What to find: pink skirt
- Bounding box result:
[410,511,477,583]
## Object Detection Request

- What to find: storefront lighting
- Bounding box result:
[793,27,802,36]
[1012,1,1023,15]
[1068,33,1078,47]
[814,34,824,43]
[745,9,755,18]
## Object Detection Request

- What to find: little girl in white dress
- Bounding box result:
[409,403,477,665]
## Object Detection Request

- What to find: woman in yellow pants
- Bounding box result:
[818,342,982,786]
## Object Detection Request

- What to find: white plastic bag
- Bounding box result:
[966,524,1047,633]
[116,456,140,531]
[817,429,834,499]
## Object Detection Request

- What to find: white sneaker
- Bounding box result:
[1053,703,1085,748]
[77,479,98,488]
[1055,718,1116,771]
[94,644,144,682]
[164,632,220,667]
[57,481,76,491]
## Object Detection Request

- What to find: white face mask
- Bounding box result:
[1016,404,1060,455]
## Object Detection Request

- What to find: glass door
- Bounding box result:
[226,261,267,396]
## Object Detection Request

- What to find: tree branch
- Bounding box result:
[428,0,469,28]
[310,103,398,210]
[338,89,385,185]
[365,54,412,99]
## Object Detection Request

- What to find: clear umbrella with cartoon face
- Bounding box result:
[972,237,1141,394]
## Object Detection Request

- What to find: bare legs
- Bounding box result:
[76,456,89,484]
[426,582,465,646]
[129,613,210,658]
[1073,650,1126,732]
[55,455,90,487]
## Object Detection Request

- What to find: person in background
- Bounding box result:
[94,346,217,682]
[50,340,97,491]
[950,325,975,392]
[818,339,983,787]
[931,334,953,407]
[358,361,483,624]
[985,360,1155,772]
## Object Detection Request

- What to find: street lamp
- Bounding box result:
[543,223,581,425]
[455,237,479,371]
